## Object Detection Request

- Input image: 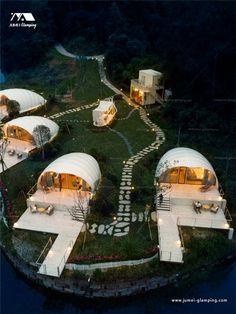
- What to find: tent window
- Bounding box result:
[7,126,34,144]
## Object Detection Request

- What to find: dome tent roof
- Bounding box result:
[155,147,218,182]
[37,153,101,192]
[0,88,46,113]
[3,116,59,144]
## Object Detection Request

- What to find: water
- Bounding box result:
[0,69,6,83]
[1,251,235,314]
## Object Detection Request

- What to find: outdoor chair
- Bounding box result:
[210,204,220,214]
[193,201,202,214]
[30,204,37,213]
[8,149,15,156]
[46,204,54,215]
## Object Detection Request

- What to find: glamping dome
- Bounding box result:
[37,153,101,193]
[3,116,59,147]
[155,147,218,187]
[0,88,46,115]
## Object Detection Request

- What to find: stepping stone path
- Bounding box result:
[54,44,166,238]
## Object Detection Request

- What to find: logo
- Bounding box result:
[9,13,37,29]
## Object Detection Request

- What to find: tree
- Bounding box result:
[32,125,51,160]
[6,100,20,118]
[67,191,90,250]
[0,139,8,173]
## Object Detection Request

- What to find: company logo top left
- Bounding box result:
[9,12,37,29]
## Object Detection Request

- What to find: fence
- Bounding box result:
[66,252,159,271]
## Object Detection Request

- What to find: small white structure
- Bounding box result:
[155,147,233,264]
[130,69,164,105]
[92,100,117,126]
[0,88,46,121]
[14,153,101,277]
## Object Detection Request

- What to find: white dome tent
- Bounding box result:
[155,147,218,187]
[37,153,101,193]
[3,116,59,147]
[0,88,46,120]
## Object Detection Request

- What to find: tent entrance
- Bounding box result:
[6,125,34,144]
[41,172,91,191]
[160,167,216,186]
[178,167,186,184]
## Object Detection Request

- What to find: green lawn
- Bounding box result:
[1,48,113,113]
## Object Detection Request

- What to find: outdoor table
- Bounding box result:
[37,207,45,213]
[202,204,210,210]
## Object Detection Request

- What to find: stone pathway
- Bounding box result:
[49,103,97,120]
[55,44,166,237]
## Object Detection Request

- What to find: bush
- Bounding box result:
[92,268,105,281]
[90,178,116,216]
[6,100,20,118]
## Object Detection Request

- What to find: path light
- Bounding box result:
[158,218,162,223]
[131,186,135,190]
[101,79,103,83]
[147,113,150,116]
[123,161,126,164]
[13,222,18,228]
[218,196,223,201]
[225,223,230,229]
[113,216,117,221]
[30,196,34,201]
[49,250,53,256]
[67,246,71,252]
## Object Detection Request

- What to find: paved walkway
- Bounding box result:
[157,211,183,263]
[14,206,83,277]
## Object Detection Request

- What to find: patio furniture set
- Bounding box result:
[193,201,220,214]
[7,149,23,159]
[30,204,54,215]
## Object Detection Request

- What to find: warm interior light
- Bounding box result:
[176,240,181,247]
[134,88,138,91]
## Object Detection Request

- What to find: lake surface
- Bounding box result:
[1,251,235,314]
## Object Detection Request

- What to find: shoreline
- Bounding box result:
[1,242,235,299]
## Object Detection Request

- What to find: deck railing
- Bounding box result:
[27,183,37,197]
[57,240,74,276]
[35,237,53,266]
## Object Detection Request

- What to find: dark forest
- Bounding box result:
[1,1,236,136]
